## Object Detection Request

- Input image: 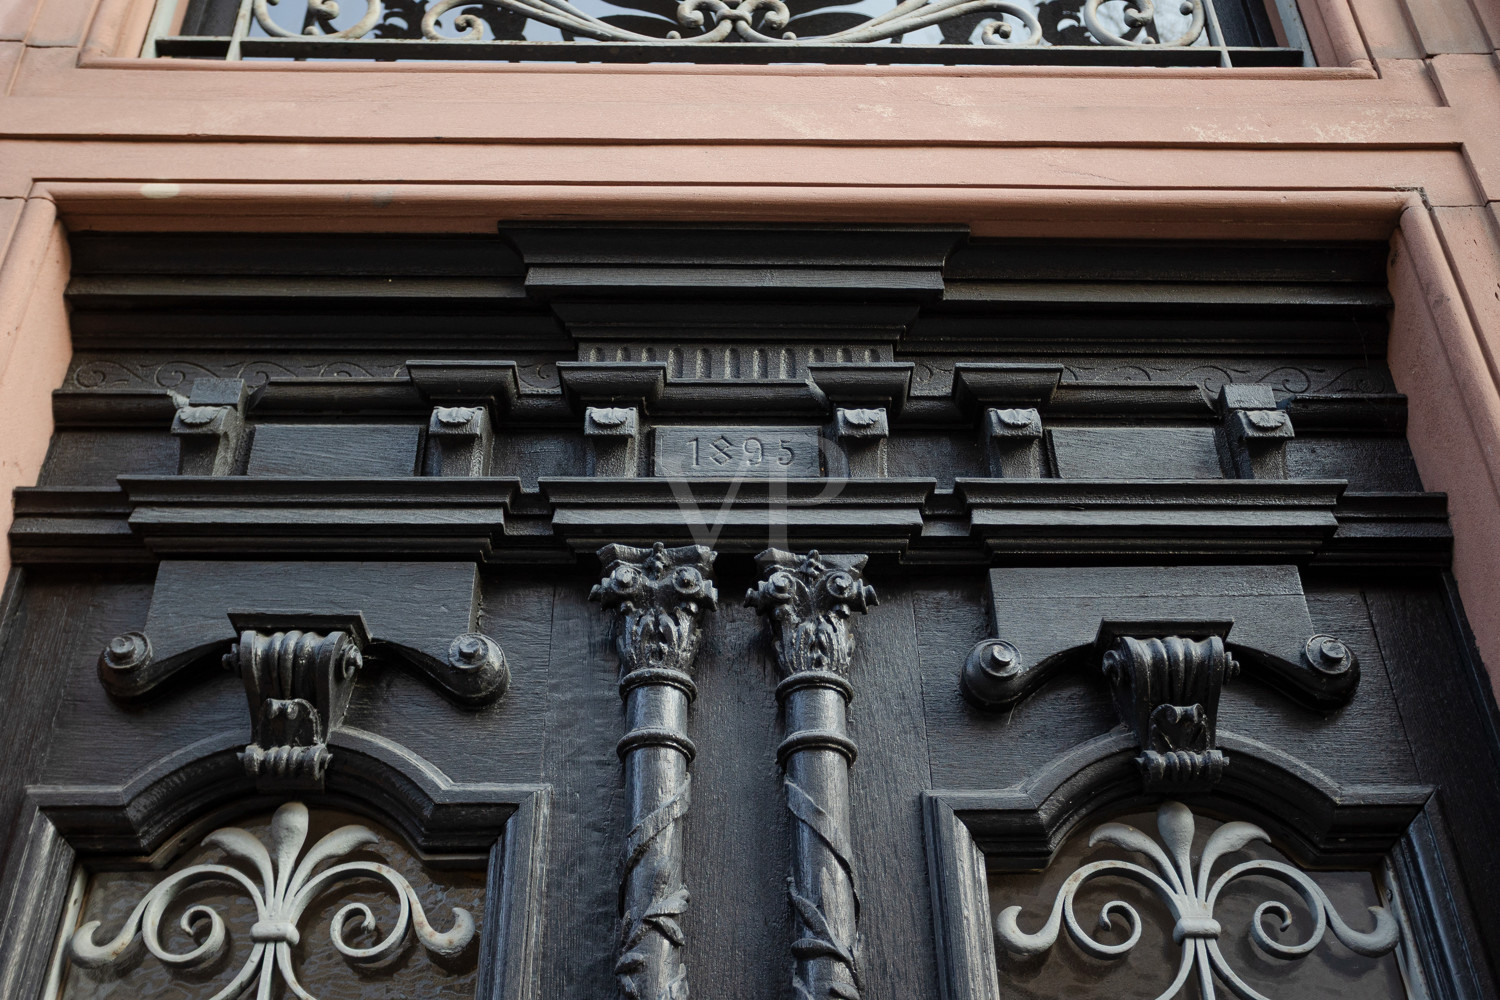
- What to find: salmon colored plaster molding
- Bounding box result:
[1388,199,1500,682]
[67,55,1384,80]
[0,198,72,585]
[30,181,1414,238]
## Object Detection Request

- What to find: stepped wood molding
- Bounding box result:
[592,542,720,1000]
[746,548,877,1000]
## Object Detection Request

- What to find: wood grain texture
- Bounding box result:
[1365,583,1500,989]
[536,578,626,1000]
[681,567,791,1000]
[245,423,422,477]
[843,580,941,1000]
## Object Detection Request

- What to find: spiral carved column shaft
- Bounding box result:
[592,542,719,1000]
[747,548,876,1000]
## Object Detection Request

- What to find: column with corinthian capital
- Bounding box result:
[592,542,719,1000]
[745,548,877,1000]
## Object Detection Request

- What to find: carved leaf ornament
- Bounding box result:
[746,549,877,679]
[68,802,475,1000]
[995,801,1400,1000]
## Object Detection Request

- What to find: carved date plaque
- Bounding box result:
[654,426,822,478]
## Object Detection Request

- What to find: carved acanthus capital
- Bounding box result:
[745,548,877,678]
[591,542,719,679]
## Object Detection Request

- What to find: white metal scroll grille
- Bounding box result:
[141,0,1312,65]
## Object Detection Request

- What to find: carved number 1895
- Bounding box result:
[687,435,797,468]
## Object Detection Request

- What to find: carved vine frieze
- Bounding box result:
[747,548,876,1000]
[68,356,563,393]
[908,360,1395,399]
[68,801,475,1000]
[994,801,1400,1000]
[592,542,719,1000]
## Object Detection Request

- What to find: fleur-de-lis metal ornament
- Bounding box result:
[69,801,475,1000]
[995,801,1400,1000]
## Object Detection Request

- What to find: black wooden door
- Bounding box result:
[1,226,1496,1000]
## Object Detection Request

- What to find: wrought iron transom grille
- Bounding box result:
[144,0,1312,65]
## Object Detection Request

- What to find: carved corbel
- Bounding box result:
[591,542,718,1000]
[100,618,506,708]
[172,378,248,476]
[97,562,509,710]
[1219,384,1294,479]
[962,620,1356,718]
[984,407,1044,477]
[958,565,1361,792]
[1097,622,1238,791]
[584,406,641,477]
[832,407,889,478]
[424,406,493,476]
[224,613,368,789]
[747,548,877,1000]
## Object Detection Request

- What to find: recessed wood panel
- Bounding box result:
[1050,427,1224,479]
[246,423,421,477]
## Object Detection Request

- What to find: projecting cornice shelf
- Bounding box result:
[954,479,1347,560]
[8,478,1449,568]
[118,476,521,560]
[539,477,935,553]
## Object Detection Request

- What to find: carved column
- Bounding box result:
[591,542,719,1000]
[746,548,877,1000]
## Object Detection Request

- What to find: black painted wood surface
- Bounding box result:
[2,226,1497,1000]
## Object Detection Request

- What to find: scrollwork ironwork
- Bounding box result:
[419,0,1045,45]
[254,0,386,37]
[995,801,1400,1000]
[1082,0,1204,46]
[69,801,476,1000]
